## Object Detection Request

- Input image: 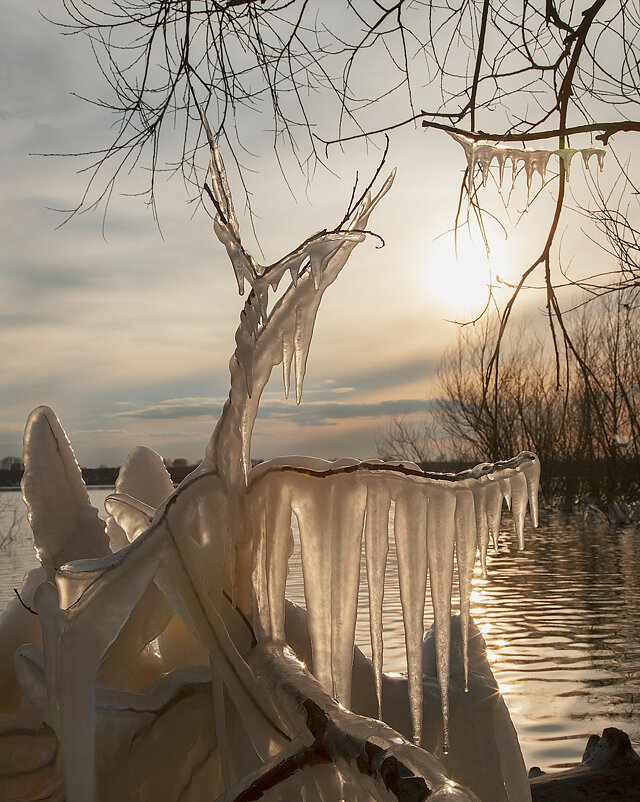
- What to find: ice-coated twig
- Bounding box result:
[448,131,605,190]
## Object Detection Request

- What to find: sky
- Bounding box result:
[0,1,622,468]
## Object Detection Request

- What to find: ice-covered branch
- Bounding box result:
[448,132,605,192]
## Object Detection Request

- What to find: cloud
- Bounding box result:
[115,396,439,427]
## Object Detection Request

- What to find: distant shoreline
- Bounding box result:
[0,464,198,490]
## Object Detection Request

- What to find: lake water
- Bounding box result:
[1,488,639,774]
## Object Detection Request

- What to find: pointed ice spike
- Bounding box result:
[265,486,293,642]
[496,149,508,186]
[330,472,367,708]
[524,152,535,194]
[471,484,490,579]
[510,151,521,189]
[293,306,306,404]
[364,480,392,720]
[533,150,551,184]
[287,255,305,286]
[426,484,457,753]
[250,497,270,640]
[454,487,476,692]
[510,470,528,549]
[557,148,577,180]
[580,147,606,171]
[485,479,504,550]
[475,145,494,187]
[519,453,541,528]
[293,478,333,694]
[281,332,293,399]
[499,477,512,510]
[394,485,428,744]
[255,284,269,323]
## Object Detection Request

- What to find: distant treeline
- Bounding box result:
[380,295,640,506]
[0,464,198,489]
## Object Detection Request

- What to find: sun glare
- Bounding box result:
[423,234,501,319]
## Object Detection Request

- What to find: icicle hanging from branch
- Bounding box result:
[449,132,605,190]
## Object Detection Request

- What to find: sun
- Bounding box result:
[423,234,500,319]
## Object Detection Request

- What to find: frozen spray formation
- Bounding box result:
[0,119,542,801]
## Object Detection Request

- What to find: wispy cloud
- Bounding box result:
[115,396,438,427]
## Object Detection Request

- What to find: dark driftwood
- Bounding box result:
[529,727,640,801]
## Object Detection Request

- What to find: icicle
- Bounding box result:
[499,477,512,510]
[364,480,392,720]
[485,479,504,550]
[581,147,606,171]
[495,149,509,186]
[281,332,293,399]
[510,150,522,189]
[394,484,428,745]
[522,151,535,193]
[519,453,541,528]
[292,475,334,694]
[287,254,305,286]
[556,148,577,180]
[255,284,269,323]
[426,484,457,753]
[532,150,551,184]
[330,471,367,708]
[510,470,528,549]
[250,496,270,640]
[293,306,306,404]
[264,484,293,642]
[454,487,476,692]
[471,483,489,579]
[475,145,495,186]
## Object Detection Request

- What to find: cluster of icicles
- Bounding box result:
[249,452,540,751]
[449,132,605,191]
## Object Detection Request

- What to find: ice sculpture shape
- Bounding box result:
[0,120,541,802]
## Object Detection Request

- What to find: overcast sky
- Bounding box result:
[0,1,618,468]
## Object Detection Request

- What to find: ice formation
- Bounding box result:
[449,132,606,191]
[0,122,541,802]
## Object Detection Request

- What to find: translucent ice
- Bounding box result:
[364,480,392,719]
[449,132,605,189]
[394,483,428,744]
